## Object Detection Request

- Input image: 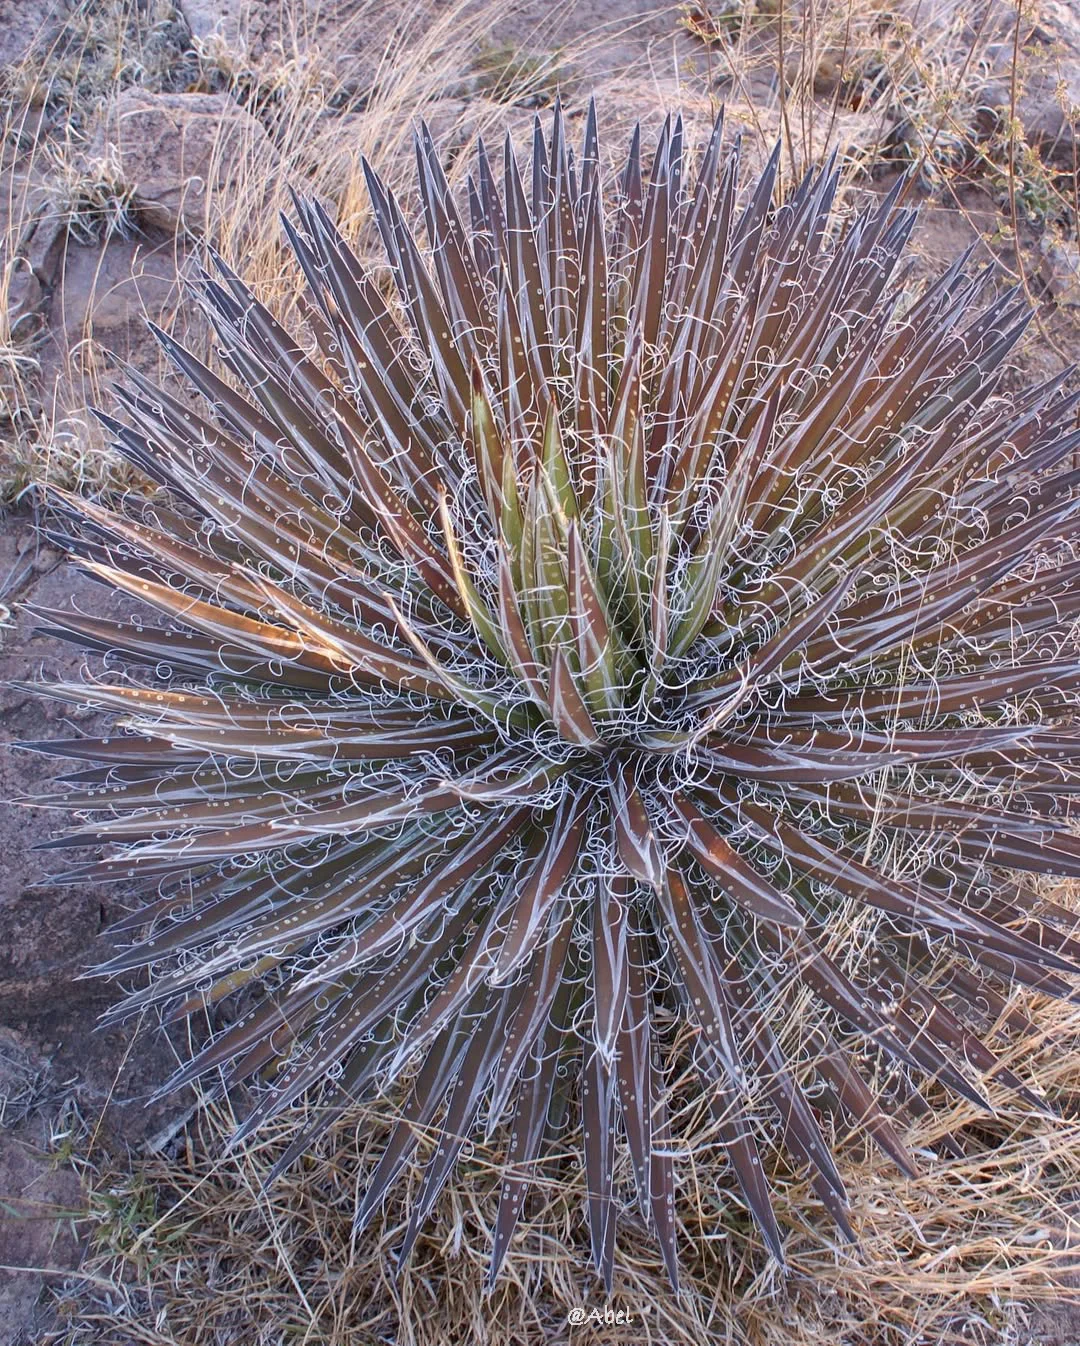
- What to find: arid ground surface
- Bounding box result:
[2,1,1080,1343]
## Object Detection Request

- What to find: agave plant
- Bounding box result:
[22,103,1080,1288]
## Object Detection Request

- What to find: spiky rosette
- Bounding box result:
[22,103,1080,1286]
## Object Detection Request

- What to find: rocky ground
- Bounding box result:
[1,0,1079,1342]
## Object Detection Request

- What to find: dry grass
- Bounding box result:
[2,0,1077,495]
[44,978,1080,1346]
[0,0,191,500]
[1,1,1080,1343]
[0,0,591,500]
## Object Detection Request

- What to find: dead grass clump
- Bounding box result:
[38,142,140,245]
[469,40,570,108]
[5,0,196,126]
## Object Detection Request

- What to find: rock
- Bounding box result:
[813,53,844,98]
[179,0,392,104]
[894,0,1079,165]
[4,205,66,328]
[484,0,676,83]
[52,235,178,354]
[178,0,326,62]
[0,1127,82,1346]
[0,538,200,1346]
[89,89,278,238]
[34,233,180,406]
[978,0,1080,166]
[178,0,251,50]
[0,531,201,1345]
[0,526,196,1154]
[0,547,137,907]
[0,0,61,70]
[1040,234,1080,306]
